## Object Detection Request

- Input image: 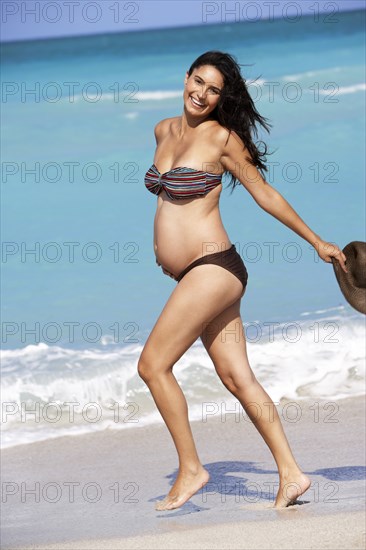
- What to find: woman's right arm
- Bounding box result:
[154,118,170,147]
[152,120,166,265]
[153,199,162,265]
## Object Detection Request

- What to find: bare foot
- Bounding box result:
[155,466,210,511]
[274,471,311,508]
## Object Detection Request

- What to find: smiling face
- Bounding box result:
[184,65,224,119]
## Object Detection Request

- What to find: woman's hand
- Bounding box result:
[162,267,177,280]
[156,258,177,280]
[314,239,348,273]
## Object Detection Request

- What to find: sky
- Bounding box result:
[0,0,365,42]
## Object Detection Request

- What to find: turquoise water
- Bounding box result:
[1,10,365,447]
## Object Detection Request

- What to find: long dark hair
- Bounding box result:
[187,51,272,193]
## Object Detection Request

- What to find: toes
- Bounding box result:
[155,495,180,511]
[155,497,172,511]
[166,499,179,510]
[155,499,167,510]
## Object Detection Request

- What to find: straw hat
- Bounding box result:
[331,241,366,314]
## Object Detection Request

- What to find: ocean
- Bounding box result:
[1,9,365,448]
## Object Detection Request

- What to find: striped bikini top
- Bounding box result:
[144,163,222,200]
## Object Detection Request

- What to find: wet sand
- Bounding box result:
[2,396,365,549]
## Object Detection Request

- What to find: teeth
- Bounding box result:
[191,97,204,107]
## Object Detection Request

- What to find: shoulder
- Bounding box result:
[211,126,258,179]
[205,124,251,170]
[214,126,245,151]
[154,117,179,143]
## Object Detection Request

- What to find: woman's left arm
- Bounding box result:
[220,130,348,273]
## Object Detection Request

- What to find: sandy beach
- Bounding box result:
[2,396,365,549]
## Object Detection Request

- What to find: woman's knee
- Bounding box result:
[137,354,152,382]
[217,366,257,395]
[137,352,169,383]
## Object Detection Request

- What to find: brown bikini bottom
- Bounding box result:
[176,244,248,295]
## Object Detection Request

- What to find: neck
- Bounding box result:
[178,108,212,137]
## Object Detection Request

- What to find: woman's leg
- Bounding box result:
[138,264,244,510]
[200,298,311,507]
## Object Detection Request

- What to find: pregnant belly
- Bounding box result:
[155,216,231,279]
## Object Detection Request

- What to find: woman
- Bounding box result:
[138,51,347,511]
